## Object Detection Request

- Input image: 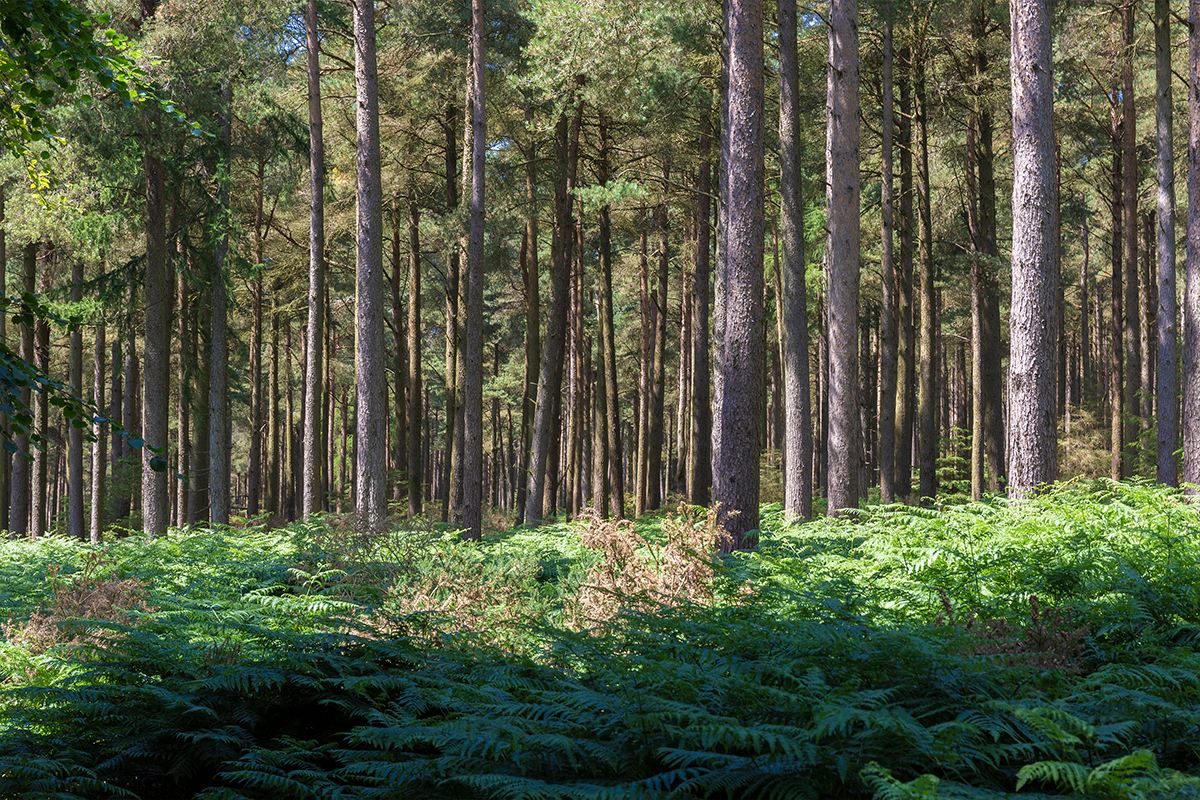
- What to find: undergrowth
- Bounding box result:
[2,480,1200,798]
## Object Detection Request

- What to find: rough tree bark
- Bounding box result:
[1155,0,1178,486]
[714,0,765,545]
[1185,0,1200,490]
[461,0,485,540]
[302,0,325,519]
[1007,0,1059,496]
[780,0,813,518]
[353,0,387,532]
[825,0,860,515]
[142,151,168,537]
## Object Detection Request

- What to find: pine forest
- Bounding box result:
[6,0,1200,798]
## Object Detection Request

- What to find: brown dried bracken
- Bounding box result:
[571,504,732,628]
[3,552,155,657]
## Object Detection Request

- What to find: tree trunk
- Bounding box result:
[407,188,423,516]
[780,0,813,518]
[895,56,916,502]
[208,81,232,526]
[825,0,860,515]
[1007,0,1059,496]
[302,0,325,519]
[525,107,577,525]
[714,0,765,545]
[9,243,33,537]
[688,114,713,508]
[461,0,485,540]
[515,102,540,523]
[1157,0,1178,485]
[1185,0,1200,490]
[353,0,387,532]
[636,224,650,517]
[1122,0,1141,476]
[1111,88,1125,481]
[877,12,897,507]
[598,111,625,518]
[90,324,106,542]
[142,152,168,537]
[31,247,49,539]
[915,55,936,505]
[647,160,670,512]
[69,259,84,540]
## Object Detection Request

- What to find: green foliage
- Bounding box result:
[4,483,1200,798]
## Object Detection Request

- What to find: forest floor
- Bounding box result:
[2,480,1200,798]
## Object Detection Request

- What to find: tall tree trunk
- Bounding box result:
[176,238,190,527]
[440,96,460,523]
[9,243,34,537]
[1080,199,1092,410]
[1111,88,1125,481]
[353,0,386,532]
[31,246,49,539]
[69,259,84,540]
[598,111,625,518]
[646,159,670,512]
[190,290,210,525]
[209,83,231,526]
[1157,0,1178,485]
[1007,0,1059,496]
[1122,0,1141,476]
[688,114,713,508]
[915,55,936,505]
[515,102,540,523]
[90,324,106,542]
[525,108,576,525]
[142,152,168,536]
[636,224,651,516]
[895,56,916,502]
[826,0,861,515]
[407,188,423,516]
[715,0,765,545]
[302,0,325,518]
[461,0,485,540]
[780,0,813,518]
[877,12,897,507]
[1185,0,1200,490]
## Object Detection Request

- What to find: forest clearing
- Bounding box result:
[7,0,1200,796]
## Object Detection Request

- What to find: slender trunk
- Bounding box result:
[636,224,650,516]
[525,107,577,525]
[877,12,897,506]
[647,160,670,512]
[407,189,423,516]
[9,243,33,537]
[1122,1,1141,476]
[1007,0,1059,495]
[209,81,232,526]
[1185,0,1200,489]
[176,238,190,527]
[461,0,485,539]
[302,0,325,518]
[69,259,84,540]
[895,57,915,502]
[90,325,106,542]
[598,111,625,518]
[915,55,936,505]
[1081,198,1092,407]
[515,102,540,523]
[31,247,49,539]
[1157,0,1178,485]
[1111,90,1125,480]
[353,0,386,531]
[689,115,713,507]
